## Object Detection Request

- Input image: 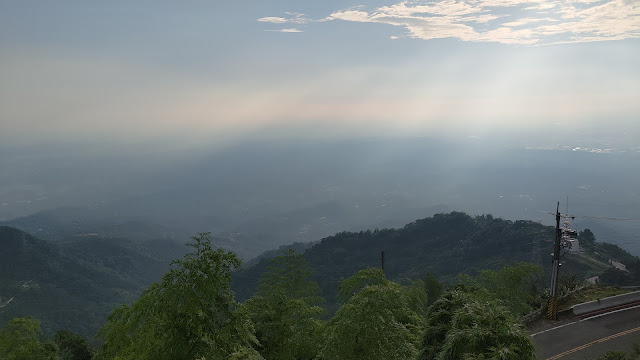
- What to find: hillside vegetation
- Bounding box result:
[0,226,171,338]
[234,212,638,309]
[1,211,638,351]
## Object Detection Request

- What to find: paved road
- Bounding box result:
[532,305,640,359]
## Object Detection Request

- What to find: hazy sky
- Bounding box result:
[1,1,639,146]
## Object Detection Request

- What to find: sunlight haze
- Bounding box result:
[1,1,638,145]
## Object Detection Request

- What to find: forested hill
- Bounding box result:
[0,226,170,338]
[233,212,635,307]
[2,212,635,340]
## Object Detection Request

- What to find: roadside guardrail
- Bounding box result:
[572,290,640,316]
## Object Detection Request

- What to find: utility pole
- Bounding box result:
[381,250,385,273]
[547,202,562,320]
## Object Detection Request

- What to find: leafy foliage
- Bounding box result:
[255,249,324,306]
[96,233,257,360]
[423,272,443,307]
[0,317,57,360]
[459,262,543,315]
[418,286,535,360]
[246,249,325,360]
[234,212,567,310]
[0,226,171,339]
[54,330,94,360]
[5,211,638,359]
[337,267,387,304]
[579,229,596,247]
[228,346,266,360]
[320,268,425,360]
[418,287,477,360]
[438,300,535,360]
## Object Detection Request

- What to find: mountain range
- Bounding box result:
[1,211,637,339]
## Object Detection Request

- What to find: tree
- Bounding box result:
[423,272,443,307]
[320,268,425,360]
[96,233,258,360]
[54,330,94,360]
[579,229,596,247]
[246,249,325,360]
[459,262,542,315]
[418,286,535,360]
[229,346,266,360]
[255,249,324,306]
[418,287,476,360]
[336,267,387,304]
[438,299,536,360]
[0,317,57,360]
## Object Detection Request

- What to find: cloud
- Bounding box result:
[328,10,370,23]
[261,0,640,45]
[265,28,303,33]
[258,12,310,25]
[524,3,557,11]
[257,13,311,34]
[502,17,557,27]
[258,17,288,24]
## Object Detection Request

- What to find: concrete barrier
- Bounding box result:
[572,290,640,316]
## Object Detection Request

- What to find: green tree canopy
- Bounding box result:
[246,249,325,360]
[336,267,387,304]
[438,300,536,360]
[423,272,443,307]
[0,317,57,360]
[320,268,425,360]
[256,249,324,306]
[54,330,94,360]
[459,262,542,315]
[579,229,596,246]
[418,287,477,360]
[96,233,258,360]
[418,286,535,360]
[228,346,266,360]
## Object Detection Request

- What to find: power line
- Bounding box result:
[545,212,640,221]
[575,215,640,221]
[570,219,582,232]
[592,235,640,239]
[579,203,640,207]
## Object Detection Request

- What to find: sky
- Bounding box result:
[1,0,639,147]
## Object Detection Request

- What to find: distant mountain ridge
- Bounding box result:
[233,212,637,310]
[1,202,450,260]
[1,211,636,340]
[0,226,172,339]
[3,139,639,255]
[0,207,184,242]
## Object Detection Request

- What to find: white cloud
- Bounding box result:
[479,26,538,44]
[258,17,288,24]
[502,17,557,27]
[258,12,310,26]
[524,3,558,11]
[262,0,640,45]
[327,10,371,22]
[266,28,303,33]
